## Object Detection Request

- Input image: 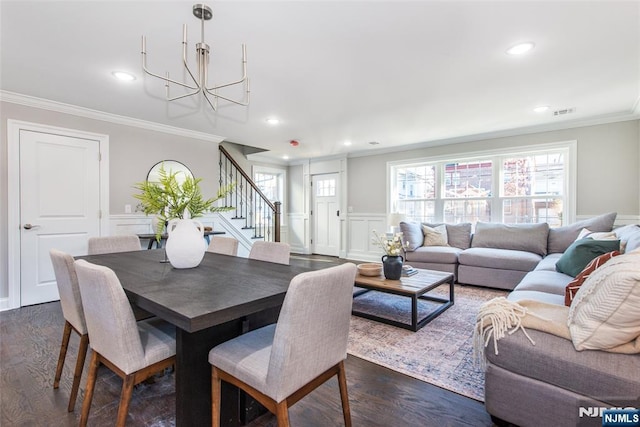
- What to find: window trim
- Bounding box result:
[252,165,287,225]
[386,140,577,225]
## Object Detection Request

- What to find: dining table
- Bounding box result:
[77,249,317,426]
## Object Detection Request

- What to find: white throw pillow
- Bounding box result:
[568,248,640,351]
[421,224,448,247]
[577,228,618,241]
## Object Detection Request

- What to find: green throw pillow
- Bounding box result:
[556,238,621,277]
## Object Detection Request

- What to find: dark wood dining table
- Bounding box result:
[78,249,316,426]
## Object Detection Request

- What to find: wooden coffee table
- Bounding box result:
[353,268,454,331]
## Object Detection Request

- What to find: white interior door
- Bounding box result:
[19,130,101,306]
[311,173,339,256]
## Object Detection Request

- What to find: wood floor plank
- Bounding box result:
[1,266,493,426]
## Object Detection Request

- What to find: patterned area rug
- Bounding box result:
[347,284,507,401]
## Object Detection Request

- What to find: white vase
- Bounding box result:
[165,218,205,269]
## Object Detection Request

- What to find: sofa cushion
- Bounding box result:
[459,247,542,271]
[421,224,448,246]
[485,328,640,402]
[425,223,472,249]
[534,253,563,271]
[555,238,621,277]
[507,290,566,305]
[471,222,549,256]
[515,270,572,296]
[399,221,423,251]
[564,251,621,306]
[547,212,617,254]
[614,224,640,253]
[568,249,640,351]
[404,246,462,264]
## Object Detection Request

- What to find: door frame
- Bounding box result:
[7,120,110,310]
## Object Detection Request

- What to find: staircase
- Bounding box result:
[216,145,281,255]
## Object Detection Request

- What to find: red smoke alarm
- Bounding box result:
[290,140,299,147]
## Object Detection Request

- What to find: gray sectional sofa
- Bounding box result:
[401,214,640,426]
[400,212,618,290]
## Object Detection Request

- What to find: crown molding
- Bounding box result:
[0,90,225,143]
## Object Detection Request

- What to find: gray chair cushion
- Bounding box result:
[547,212,617,254]
[459,248,542,271]
[249,241,290,265]
[404,246,462,264]
[50,249,87,334]
[472,222,549,256]
[87,235,141,255]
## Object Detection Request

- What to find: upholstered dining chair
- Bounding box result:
[74,260,176,427]
[206,236,239,256]
[87,235,141,255]
[248,241,291,265]
[49,249,89,412]
[209,262,357,427]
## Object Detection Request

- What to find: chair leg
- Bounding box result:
[79,351,100,427]
[67,333,89,412]
[275,401,290,427]
[116,374,136,427]
[54,321,72,389]
[337,361,352,427]
[211,367,221,427]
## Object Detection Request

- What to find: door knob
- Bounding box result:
[23,223,40,230]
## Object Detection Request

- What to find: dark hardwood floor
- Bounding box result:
[1,254,494,426]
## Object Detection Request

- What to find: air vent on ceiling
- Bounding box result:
[553,107,575,116]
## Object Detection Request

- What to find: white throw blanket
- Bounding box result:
[473,297,640,369]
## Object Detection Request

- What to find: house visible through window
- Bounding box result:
[389,142,573,227]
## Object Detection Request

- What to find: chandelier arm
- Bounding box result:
[201,90,218,111]
[142,36,200,90]
[205,89,250,107]
[167,87,203,102]
[206,44,248,91]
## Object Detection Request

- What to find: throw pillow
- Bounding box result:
[421,224,448,246]
[568,248,640,351]
[555,238,621,277]
[423,223,471,249]
[547,212,617,254]
[564,250,620,306]
[576,228,618,241]
[399,221,423,251]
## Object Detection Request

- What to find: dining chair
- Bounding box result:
[87,235,141,255]
[206,235,239,256]
[248,241,291,265]
[49,249,89,413]
[74,260,176,427]
[209,262,357,427]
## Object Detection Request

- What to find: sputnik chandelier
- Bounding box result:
[141,3,250,111]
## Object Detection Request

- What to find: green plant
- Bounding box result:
[133,163,234,241]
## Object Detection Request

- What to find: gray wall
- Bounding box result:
[347,120,640,216]
[0,101,223,300]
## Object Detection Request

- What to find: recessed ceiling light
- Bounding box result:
[112,71,136,81]
[533,105,550,113]
[506,42,535,56]
[282,155,289,160]
[344,140,352,146]
[266,118,280,125]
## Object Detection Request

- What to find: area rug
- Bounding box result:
[347,284,507,402]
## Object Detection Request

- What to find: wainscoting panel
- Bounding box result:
[287,213,308,254]
[346,214,386,262]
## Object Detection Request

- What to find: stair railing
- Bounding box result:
[218,145,281,242]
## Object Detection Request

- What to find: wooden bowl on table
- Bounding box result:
[357,263,382,277]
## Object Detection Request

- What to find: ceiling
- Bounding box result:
[1,1,639,162]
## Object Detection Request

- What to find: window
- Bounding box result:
[389,142,574,227]
[252,165,287,225]
[315,178,336,197]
